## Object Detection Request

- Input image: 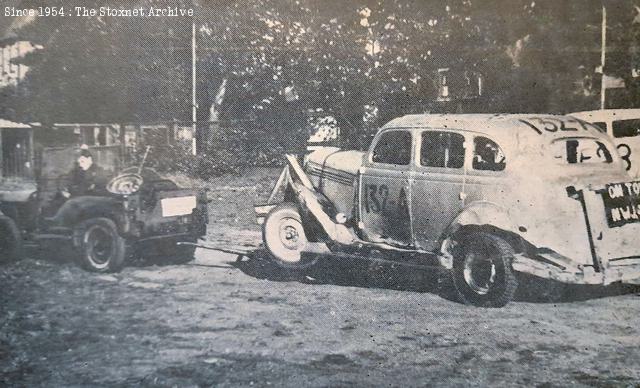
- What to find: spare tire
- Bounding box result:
[0,215,23,263]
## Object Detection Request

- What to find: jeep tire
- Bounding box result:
[76,217,126,273]
[451,232,518,307]
[0,215,23,263]
[263,202,317,269]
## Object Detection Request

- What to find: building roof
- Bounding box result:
[570,109,640,122]
[0,118,31,129]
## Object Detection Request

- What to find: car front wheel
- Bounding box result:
[262,202,318,269]
[451,232,518,307]
[76,217,126,273]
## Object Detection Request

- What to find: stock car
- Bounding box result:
[256,114,640,307]
[0,145,208,272]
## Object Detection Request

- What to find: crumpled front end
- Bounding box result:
[304,147,365,219]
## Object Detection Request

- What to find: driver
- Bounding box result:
[63,147,109,197]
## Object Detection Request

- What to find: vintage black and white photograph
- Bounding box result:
[1,0,640,386]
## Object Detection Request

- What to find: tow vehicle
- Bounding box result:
[256,114,640,307]
[0,145,208,272]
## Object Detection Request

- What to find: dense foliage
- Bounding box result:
[2,0,640,175]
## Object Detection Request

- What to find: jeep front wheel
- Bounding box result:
[452,232,518,307]
[76,218,126,273]
[263,203,317,269]
[0,215,23,263]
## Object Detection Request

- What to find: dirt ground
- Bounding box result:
[2,167,640,387]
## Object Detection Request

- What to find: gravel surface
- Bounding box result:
[2,167,640,387]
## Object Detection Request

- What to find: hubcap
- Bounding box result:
[463,251,497,295]
[279,219,302,250]
[85,225,114,267]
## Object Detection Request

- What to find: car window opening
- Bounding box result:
[472,136,506,171]
[372,130,412,165]
[421,131,465,168]
[612,119,640,138]
[591,122,607,133]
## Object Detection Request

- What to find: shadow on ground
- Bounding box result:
[233,248,438,291]
[27,242,198,269]
[233,249,640,305]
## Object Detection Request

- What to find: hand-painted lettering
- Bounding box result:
[520,117,595,135]
[364,184,389,213]
[617,143,632,171]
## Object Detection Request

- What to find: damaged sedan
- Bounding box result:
[256,114,640,307]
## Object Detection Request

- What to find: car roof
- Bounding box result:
[570,109,640,122]
[380,113,609,151]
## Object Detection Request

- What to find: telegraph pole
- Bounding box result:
[600,4,607,110]
[191,20,197,155]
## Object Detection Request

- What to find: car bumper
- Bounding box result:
[513,253,640,285]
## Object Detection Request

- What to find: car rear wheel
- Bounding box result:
[0,215,23,263]
[76,217,126,273]
[263,202,318,269]
[452,232,518,307]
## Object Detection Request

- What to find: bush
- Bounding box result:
[127,121,306,179]
[129,142,240,180]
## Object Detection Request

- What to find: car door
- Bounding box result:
[359,129,414,246]
[411,130,467,251]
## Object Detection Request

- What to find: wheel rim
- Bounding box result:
[84,225,114,269]
[276,217,306,262]
[462,251,497,295]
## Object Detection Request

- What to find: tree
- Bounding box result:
[4,0,192,124]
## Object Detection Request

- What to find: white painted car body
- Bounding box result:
[303,114,640,285]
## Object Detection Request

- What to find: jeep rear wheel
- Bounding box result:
[77,218,126,273]
[452,232,518,307]
[263,203,317,269]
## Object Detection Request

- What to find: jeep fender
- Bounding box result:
[50,196,128,234]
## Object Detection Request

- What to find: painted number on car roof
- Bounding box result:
[519,117,592,135]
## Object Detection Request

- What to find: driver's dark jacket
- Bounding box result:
[68,164,109,196]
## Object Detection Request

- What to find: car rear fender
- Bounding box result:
[447,201,518,237]
[438,201,525,269]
